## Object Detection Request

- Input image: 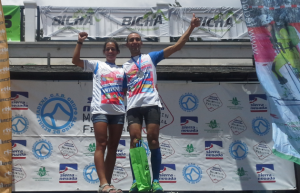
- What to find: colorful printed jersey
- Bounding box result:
[123,50,164,110]
[83,60,126,115]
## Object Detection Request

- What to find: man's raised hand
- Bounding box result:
[78,32,88,42]
[191,13,200,28]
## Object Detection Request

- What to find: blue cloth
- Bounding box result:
[149,50,164,67]
[122,73,127,89]
[150,148,161,181]
[129,153,136,181]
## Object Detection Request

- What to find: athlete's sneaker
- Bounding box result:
[151,180,163,193]
[129,182,138,193]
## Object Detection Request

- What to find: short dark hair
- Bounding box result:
[103,38,120,53]
[126,32,142,43]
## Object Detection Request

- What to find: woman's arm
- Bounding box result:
[72,32,88,68]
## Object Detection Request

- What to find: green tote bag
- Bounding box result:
[129,140,151,192]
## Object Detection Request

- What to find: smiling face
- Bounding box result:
[126,33,142,56]
[103,42,119,63]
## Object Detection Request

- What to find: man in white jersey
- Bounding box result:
[123,13,200,193]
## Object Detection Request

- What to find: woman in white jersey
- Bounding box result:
[72,32,125,193]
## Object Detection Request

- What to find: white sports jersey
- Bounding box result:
[123,51,164,110]
[83,60,126,115]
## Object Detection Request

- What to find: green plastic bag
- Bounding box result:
[130,140,151,192]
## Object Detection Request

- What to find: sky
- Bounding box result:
[2,0,242,8]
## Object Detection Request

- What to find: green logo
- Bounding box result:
[182,144,198,157]
[230,97,240,106]
[207,120,219,129]
[33,166,52,181]
[88,143,96,152]
[143,9,169,21]
[73,8,101,22]
[227,97,243,110]
[38,167,47,177]
[204,119,222,133]
[236,167,247,177]
[186,144,194,153]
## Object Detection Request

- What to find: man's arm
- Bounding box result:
[163,13,200,58]
[72,32,88,68]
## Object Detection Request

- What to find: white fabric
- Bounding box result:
[84,60,125,115]
[123,54,161,110]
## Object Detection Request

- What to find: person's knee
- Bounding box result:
[147,133,159,147]
[96,137,107,151]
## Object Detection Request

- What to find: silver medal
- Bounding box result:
[137,70,144,78]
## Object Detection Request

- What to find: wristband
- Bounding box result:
[77,41,83,44]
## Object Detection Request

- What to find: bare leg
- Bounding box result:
[105,124,123,184]
[146,123,160,149]
[129,123,142,148]
[94,121,112,192]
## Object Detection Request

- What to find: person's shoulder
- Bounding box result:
[123,58,133,66]
[86,60,103,64]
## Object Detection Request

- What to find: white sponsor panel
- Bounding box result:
[40,6,248,41]
[10,80,295,191]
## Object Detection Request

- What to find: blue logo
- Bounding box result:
[256,164,275,183]
[36,94,77,134]
[249,94,268,112]
[182,163,202,184]
[117,140,126,159]
[179,93,199,112]
[229,140,248,160]
[180,116,198,135]
[160,164,176,183]
[32,139,53,160]
[83,163,99,184]
[11,91,29,110]
[12,140,27,159]
[252,117,270,136]
[59,163,78,183]
[205,141,223,159]
[12,115,29,134]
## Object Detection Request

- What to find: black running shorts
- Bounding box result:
[126,105,161,126]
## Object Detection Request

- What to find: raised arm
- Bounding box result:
[72,32,88,68]
[163,13,200,58]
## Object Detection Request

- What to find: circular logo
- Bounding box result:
[142,140,150,157]
[252,117,270,136]
[182,163,202,184]
[36,94,77,134]
[12,115,29,134]
[179,93,199,112]
[83,163,99,184]
[229,140,248,160]
[32,139,53,160]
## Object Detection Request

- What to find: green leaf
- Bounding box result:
[225,10,234,19]
[87,8,94,14]
[214,14,221,20]
[143,11,153,19]
[157,9,169,21]
[94,16,101,22]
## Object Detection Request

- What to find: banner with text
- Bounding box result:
[3,5,20,42]
[0,1,12,193]
[241,0,300,164]
[40,6,248,40]
[10,80,295,191]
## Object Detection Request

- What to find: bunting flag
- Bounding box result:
[0,0,12,192]
[241,0,300,164]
